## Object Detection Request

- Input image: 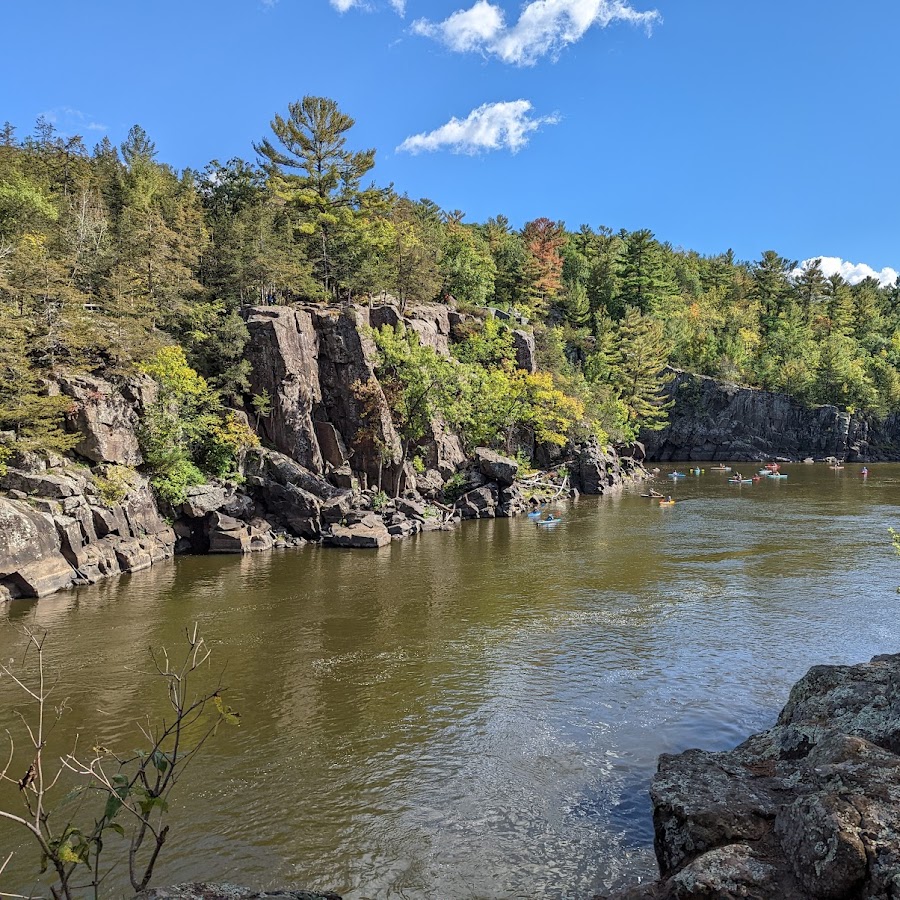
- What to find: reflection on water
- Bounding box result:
[1,463,899,899]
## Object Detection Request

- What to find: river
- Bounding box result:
[1,463,899,899]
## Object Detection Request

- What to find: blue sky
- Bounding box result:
[3,0,899,280]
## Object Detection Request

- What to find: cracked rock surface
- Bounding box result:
[601,654,900,900]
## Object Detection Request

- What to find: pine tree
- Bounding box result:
[794,258,828,325]
[254,96,388,297]
[613,306,674,434]
[616,229,674,317]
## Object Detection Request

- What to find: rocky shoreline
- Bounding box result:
[0,300,646,602]
[641,370,900,462]
[0,443,642,602]
[601,653,900,900]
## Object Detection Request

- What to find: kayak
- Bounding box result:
[767,473,788,479]
[711,466,732,471]
[729,479,753,484]
[640,493,665,498]
[668,472,686,479]
[527,511,542,518]
[659,500,676,506]
[536,518,561,526]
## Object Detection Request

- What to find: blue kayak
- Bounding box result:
[535,517,561,526]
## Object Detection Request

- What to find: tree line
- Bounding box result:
[1,97,898,483]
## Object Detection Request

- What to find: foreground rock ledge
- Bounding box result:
[602,653,900,900]
[137,884,340,900]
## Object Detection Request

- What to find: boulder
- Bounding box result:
[110,537,154,573]
[0,498,74,598]
[207,512,252,554]
[511,329,537,372]
[320,493,354,525]
[181,484,228,519]
[1,468,83,499]
[499,484,528,517]
[421,417,466,478]
[327,517,391,548]
[368,303,451,356]
[245,449,342,501]
[576,441,622,495]
[455,484,500,519]
[474,448,518,486]
[416,468,444,499]
[605,653,900,900]
[56,373,143,466]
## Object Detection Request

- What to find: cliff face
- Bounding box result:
[1,302,640,600]
[640,370,900,461]
[243,303,458,493]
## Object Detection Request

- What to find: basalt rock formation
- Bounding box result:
[641,370,900,462]
[601,653,900,900]
[0,302,642,600]
[0,455,175,601]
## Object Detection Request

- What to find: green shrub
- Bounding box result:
[371,490,389,512]
[151,458,205,507]
[93,465,136,506]
[200,414,260,479]
[442,471,468,502]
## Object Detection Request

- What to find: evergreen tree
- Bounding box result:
[794,258,828,324]
[254,96,387,297]
[612,306,674,435]
[616,229,674,317]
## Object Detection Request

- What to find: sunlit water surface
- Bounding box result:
[2,464,899,899]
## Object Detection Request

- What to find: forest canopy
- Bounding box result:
[1,98,898,483]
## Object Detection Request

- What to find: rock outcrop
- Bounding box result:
[0,302,646,600]
[57,373,145,467]
[0,458,175,599]
[603,654,900,900]
[641,370,900,462]
[136,884,340,900]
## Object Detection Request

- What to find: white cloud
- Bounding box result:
[39,107,107,136]
[412,0,660,65]
[398,100,559,155]
[328,0,405,13]
[794,256,899,288]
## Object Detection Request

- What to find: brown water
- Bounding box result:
[2,463,899,899]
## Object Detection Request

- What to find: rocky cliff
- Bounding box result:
[641,370,900,462]
[602,653,900,900]
[0,302,641,601]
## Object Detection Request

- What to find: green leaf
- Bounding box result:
[151,750,170,773]
[213,693,241,727]
[104,794,122,820]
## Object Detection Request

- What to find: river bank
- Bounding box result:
[640,370,900,462]
[0,299,646,602]
[0,443,644,601]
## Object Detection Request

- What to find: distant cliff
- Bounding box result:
[640,370,900,462]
